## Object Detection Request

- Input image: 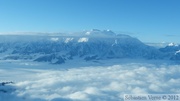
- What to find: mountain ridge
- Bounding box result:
[0,30,179,64]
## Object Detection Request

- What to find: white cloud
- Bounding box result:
[0,60,180,101]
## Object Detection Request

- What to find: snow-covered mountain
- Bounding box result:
[0,30,178,64]
[159,43,180,60]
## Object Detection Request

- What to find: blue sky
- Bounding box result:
[0,0,180,43]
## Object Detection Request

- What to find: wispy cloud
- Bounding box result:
[164,34,180,37]
[116,31,139,35]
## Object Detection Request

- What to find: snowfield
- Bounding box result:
[0,60,180,101]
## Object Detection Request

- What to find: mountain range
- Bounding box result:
[0,29,179,64]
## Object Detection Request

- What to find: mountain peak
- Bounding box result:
[85,29,116,36]
[168,43,178,47]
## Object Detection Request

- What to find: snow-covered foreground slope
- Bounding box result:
[0,60,180,101]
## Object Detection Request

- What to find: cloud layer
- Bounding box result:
[0,61,180,101]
